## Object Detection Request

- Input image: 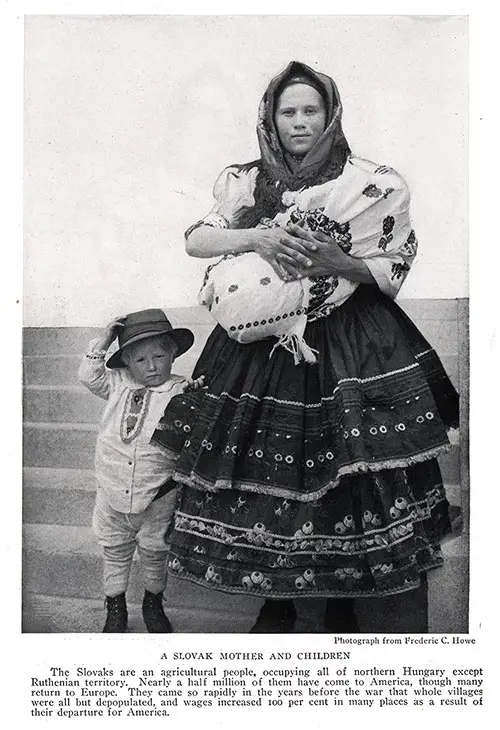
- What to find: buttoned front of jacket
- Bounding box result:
[79,340,186,513]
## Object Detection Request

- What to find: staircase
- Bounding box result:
[22,302,469,633]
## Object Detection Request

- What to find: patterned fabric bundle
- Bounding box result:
[202,155,417,322]
[198,252,316,364]
[152,62,459,599]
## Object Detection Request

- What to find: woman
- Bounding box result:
[154,61,459,632]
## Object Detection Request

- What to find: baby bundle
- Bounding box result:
[198,252,317,364]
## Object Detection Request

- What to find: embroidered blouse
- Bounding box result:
[189,62,417,319]
[78,339,187,514]
[202,156,417,318]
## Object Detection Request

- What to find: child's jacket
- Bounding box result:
[79,339,186,514]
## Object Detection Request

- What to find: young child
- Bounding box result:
[78,309,202,633]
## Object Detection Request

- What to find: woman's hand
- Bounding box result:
[182,375,206,393]
[278,224,347,277]
[284,223,376,285]
[253,226,318,281]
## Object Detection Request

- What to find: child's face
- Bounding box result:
[122,336,177,387]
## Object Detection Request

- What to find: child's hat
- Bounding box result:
[106,309,194,369]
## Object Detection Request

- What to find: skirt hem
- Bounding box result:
[172,441,451,502]
[167,556,444,600]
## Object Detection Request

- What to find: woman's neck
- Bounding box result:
[283,151,305,173]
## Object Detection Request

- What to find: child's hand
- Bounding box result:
[182,375,206,393]
[100,316,126,350]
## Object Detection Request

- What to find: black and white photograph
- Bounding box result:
[20,14,470,637]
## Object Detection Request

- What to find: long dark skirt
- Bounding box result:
[154,286,458,598]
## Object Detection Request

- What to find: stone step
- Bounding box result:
[25,375,461,430]
[23,344,210,386]
[24,422,98,469]
[23,304,459,365]
[23,417,461,480]
[23,465,462,529]
[23,523,264,609]
[23,319,215,356]
[24,355,83,386]
[23,353,460,394]
[22,592,257,634]
[23,467,96,526]
[22,526,467,633]
[24,385,105,424]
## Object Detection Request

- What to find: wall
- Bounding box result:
[24,15,468,326]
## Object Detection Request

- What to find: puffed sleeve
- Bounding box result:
[343,162,418,299]
[185,164,259,237]
[363,229,418,299]
[78,339,121,400]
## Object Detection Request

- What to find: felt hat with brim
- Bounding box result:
[106,309,194,369]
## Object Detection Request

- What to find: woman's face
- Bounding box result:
[274,84,327,157]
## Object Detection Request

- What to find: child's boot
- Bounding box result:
[103,593,128,632]
[142,590,173,633]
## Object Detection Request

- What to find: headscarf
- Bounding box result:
[258,60,351,188]
[235,61,351,228]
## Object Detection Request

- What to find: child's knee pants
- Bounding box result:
[92,488,177,596]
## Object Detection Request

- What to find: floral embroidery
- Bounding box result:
[120,388,151,443]
[241,571,272,590]
[289,207,352,252]
[333,223,352,252]
[205,565,222,584]
[362,184,395,199]
[362,184,382,198]
[295,569,315,589]
[402,229,418,257]
[308,276,339,312]
[270,554,295,569]
[174,484,446,560]
[383,216,395,235]
[391,261,411,280]
[169,557,183,573]
[335,567,364,581]
[362,511,382,528]
[307,301,337,321]
[373,563,393,574]
[378,215,395,251]
[168,474,448,595]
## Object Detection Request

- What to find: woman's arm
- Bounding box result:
[320,252,376,285]
[185,165,319,279]
[286,224,417,297]
[185,226,255,258]
[300,245,376,285]
[186,224,319,281]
